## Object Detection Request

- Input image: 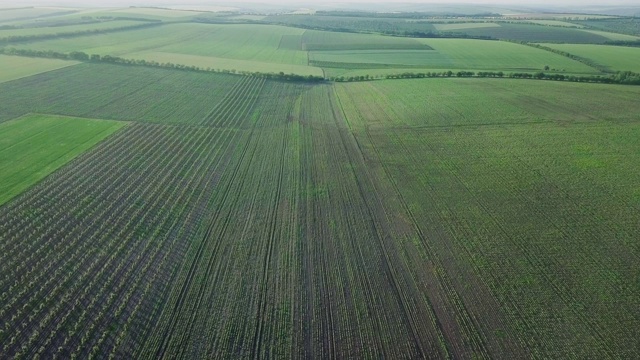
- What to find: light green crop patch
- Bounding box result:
[0,114,126,205]
[0,55,78,84]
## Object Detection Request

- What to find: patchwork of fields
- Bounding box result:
[6,20,635,78]
[6,23,321,76]
[1,5,640,359]
[311,38,600,74]
[540,43,640,73]
[0,19,148,38]
[0,62,639,357]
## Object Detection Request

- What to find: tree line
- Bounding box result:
[0,48,326,83]
[2,47,637,85]
[332,69,640,85]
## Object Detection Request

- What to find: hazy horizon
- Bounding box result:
[1,0,639,7]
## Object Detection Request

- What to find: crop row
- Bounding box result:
[140,81,304,358]
[0,120,242,357]
[0,63,243,125]
[135,83,459,358]
[199,76,266,128]
[333,78,640,358]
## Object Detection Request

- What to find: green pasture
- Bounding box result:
[155,24,308,65]
[336,78,640,357]
[312,39,599,74]
[0,20,146,38]
[7,23,315,74]
[579,29,640,41]
[0,63,248,124]
[5,24,205,55]
[310,49,447,68]
[62,7,204,21]
[0,113,125,205]
[518,20,584,28]
[301,30,432,50]
[0,7,71,24]
[336,78,640,128]
[433,22,501,31]
[449,23,612,43]
[0,55,78,83]
[541,43,640,72]
[126,51,324,77]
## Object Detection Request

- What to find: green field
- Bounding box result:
[505,13,616,20]
[579,29,640,41]
[433,22,501,31]
[0,7,72,24]
[312,39,599,74]
[147,24,307,65]
[0,64,248,124]
[445,23,613,43]
[577,18,640,36]
[2,20,624,77]
[541,43,640,72]
[301,30,433,50]
[6,24,208,55]
[0,63,638,358]
[0,113,125,205]
[335,78,640,127]
[108,7,203,18]
[1,5,640,359]
[57,7,204,21]
[126,51,324,77]
[518,20,584,28]
[0,55,77,83]
[0,19,147,38]
[337,80,640,358]
[8,23,322,75]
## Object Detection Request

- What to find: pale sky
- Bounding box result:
[1,0,638,5]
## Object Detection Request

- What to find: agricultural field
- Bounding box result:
[108,7,203,18]
[312,39,599,74]
[515,20,584,28]
[0,66,638,358]
[266,14,439,34]
[6,23,322,76]
[335,78,640,128]
[300,30,432,51]
[540,44,640,73]
[0,113,124,205]
[4,24,210,55]
[576,18,640,36]
[503,13,617,20]
[442,23,612,43]
[0,55,77,83]
[152,24,308,65]
[0,19,148,38]
[0,64,251,124]
[432,22,501,31]
[336,79,640,358]
[1,4,640,359]
[125,52,324,77]
[0,7,74,24]
[578,29,640,41]
[2,12,634,79]
[54,7,205,21]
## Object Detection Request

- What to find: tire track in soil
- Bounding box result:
[330,85,437,358]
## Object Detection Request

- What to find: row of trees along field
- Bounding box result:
[0,48,326,83]
[332,70,640,85]
[2,47,639,85]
